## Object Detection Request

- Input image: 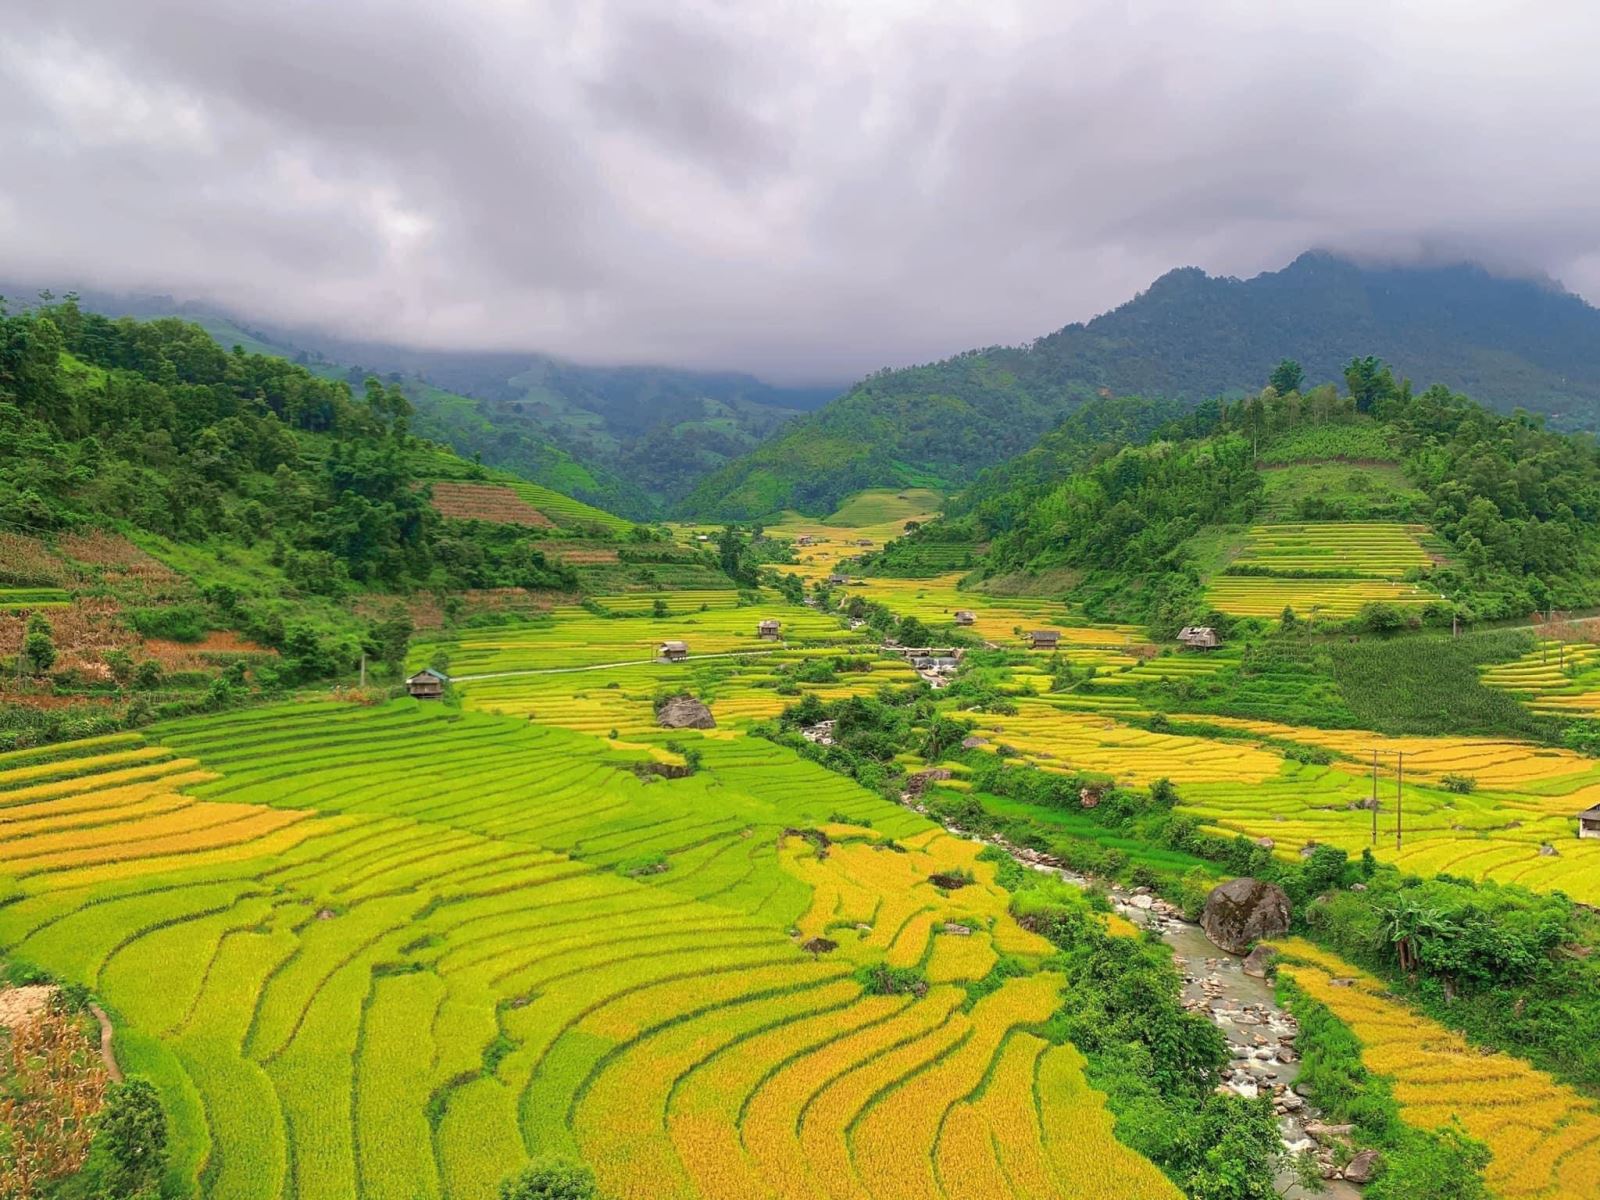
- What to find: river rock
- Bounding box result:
[1241,942,1278,978]
[1200,877,1292,955]
[1343,1148,1382,1182]
[655,694,716,729]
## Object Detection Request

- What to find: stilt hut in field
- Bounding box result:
[658,640,690,662]
[954,610,976,626]
[757,619,781,640]
[405,667,448,699]
[1579,803,1600,839]
[1178,625,1221,650]
[1024,630,1061,650]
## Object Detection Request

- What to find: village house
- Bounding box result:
[1024,630,1061,650]
[1580,804,1600,839]
[954,610,976,626]
[658,640,689,662]
[1178,625,1221,650]
[757,619,781,640]
[405,667,448,700]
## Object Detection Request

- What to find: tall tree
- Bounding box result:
[1268,358,1304,394]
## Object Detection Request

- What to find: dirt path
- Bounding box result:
[90,1002,121,1082]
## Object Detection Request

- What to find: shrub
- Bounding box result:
[499,1159,597,1200]
[1441,774,1477,794]
[91,1078,169,1198]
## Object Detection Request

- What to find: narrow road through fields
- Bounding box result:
[449,647,791,681]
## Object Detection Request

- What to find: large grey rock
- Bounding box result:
[1241,943,1279,978]
[1342,1148,1382,1183]
[655,694,716,729]
[1201,877,1291,956]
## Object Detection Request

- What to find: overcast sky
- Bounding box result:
[4,0,1600,382]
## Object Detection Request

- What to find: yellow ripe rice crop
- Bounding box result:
[1279,941,1600,1200]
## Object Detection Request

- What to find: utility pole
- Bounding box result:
[359,652,367,689]
[1395,751,1404,851]
[1371,749,1379,845]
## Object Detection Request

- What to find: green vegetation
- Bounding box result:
[685,253,1600,517]
[1280,982,1491,1200]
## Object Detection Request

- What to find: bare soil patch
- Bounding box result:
[430,482,554,527]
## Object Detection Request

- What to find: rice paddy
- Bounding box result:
[1205,521,1445,617]
[1278,941,1600,1200]
[0,586,71,609]
[0,598,1159,1198]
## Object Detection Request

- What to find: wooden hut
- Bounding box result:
[827,572,849,585]
[1178,625,1221,650]
[658,640,689,662]
[1580,804,1600,839]
[856,538,874,547]
[796,534,814,546]
[954,610,976,626]
[405,667,448,700]
[757,619,781,640]
[1024,630,1061,650]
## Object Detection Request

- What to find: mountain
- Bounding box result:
[684,252,1600,518]
[2,285,839,518]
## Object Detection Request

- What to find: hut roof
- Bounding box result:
[407,667,449,683]
[1580,804,1600,819]
[659,640,689,652]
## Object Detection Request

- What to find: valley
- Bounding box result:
[6,305,1600,1200]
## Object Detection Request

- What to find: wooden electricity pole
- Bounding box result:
[1395,751,1405,851]
[1371,749,1379,845]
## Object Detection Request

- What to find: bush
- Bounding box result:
[91,1078,169,1198]
[127,605,209,642]
[499,1159,597,1200]
[1441,773,1477,794]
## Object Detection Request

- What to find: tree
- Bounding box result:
[1344,355,1394,414]
[499,1158,597,1200]
[1268,359,1304,395]
[92,1078,168,1198]
[22,612,55,675]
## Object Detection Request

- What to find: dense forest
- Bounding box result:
[867,359,1600,633]
[3,286,835,518]
[684,253,1600,518]
[0,296,581,673]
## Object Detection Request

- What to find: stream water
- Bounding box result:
[947,822,1365,1197]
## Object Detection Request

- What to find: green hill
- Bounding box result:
[0,298,649,745]
[685,252,1600,518]
[863,367,1600,635]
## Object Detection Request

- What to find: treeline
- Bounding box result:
[0,296,577,670]
[877,357,1600,629]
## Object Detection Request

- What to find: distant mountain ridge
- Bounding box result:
[0,284,838,519]
[682,252,1600,518]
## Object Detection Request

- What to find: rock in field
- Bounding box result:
[1200,877,1291,956]
[1342,1148,1382,1183]
[655,694,716,729]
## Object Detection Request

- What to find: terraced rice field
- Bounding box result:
[1481,641,1600,718]
[411,591,856,675]
[0,586,71,609]
[1204,576,1441,618]
[0,604,1164,1198]
[1279,941,1600,1200]
[505,480,635,533]
[818,573,1141,648]
[1229,522,1433,575]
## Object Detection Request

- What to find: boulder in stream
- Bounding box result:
[1200,877,1291,956]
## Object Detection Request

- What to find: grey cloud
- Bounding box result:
[3,0,1600,382]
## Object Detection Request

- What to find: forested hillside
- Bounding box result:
[867,360,1600,636]
[7,287,836,517]
[686,253,1600,517]
[0,297,626,743]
